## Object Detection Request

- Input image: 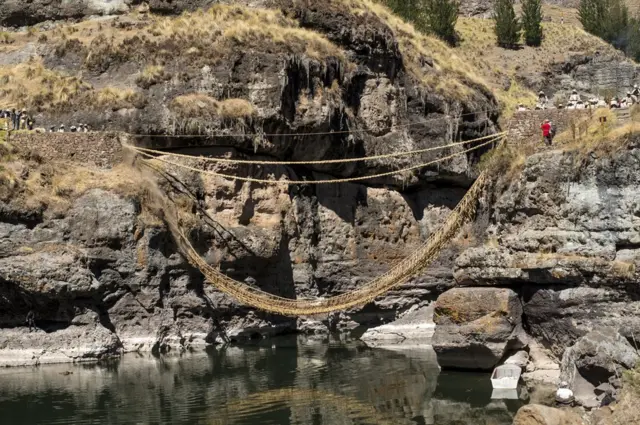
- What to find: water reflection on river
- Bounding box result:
[0,336,525,425]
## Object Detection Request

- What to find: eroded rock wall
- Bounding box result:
[452,136,640,360]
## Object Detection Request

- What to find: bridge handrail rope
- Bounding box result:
[125,107,501,138]
[130,135,502,185]
[137,134,501,315]
[131,131,506,165]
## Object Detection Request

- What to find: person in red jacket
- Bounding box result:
[541,119,552,146]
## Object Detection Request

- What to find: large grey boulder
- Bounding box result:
[561,328,639,407]
[431,288,524,370]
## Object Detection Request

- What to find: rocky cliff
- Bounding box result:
[0,0,499,366]
[425,127,640,409]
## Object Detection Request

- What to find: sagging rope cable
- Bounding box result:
[131,131,507,166]
[125,107,501,139]
[131,135,503,185]
[158,169,490,316]
[134,135,501,315]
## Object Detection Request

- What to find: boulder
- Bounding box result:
[561,328,639,407]
[513,404,584,425]
[432,288,524,370]
[360,305,435,347]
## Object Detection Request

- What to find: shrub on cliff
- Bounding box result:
[424,0,459,45]
[493,0,521,49]
[521,0,543,47]
[383,0,459,45]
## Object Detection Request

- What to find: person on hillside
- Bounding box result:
[632,84,640,98]
[541,119,552,146]
[626,91,635,106]
[568,89,580,104]
[26,310,36,332]
[10,108,16,130]
[610,97,620,108]
[58,124,65,133]
[26,115,34,131]
[538,91,548,108]
[49,126,55,133]
[576,100,586,109]
[549,120,556,141]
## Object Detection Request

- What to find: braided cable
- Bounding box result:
[130,131,506,165]
[131,136,501,185]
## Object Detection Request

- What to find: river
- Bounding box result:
[0,336,526,425]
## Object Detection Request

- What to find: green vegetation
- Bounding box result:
[579,0,640,61]
[383,0,460,45]
[522,0,543,46]
[383,0,428,30]
[423,0,460,45]
[493,0,521,48]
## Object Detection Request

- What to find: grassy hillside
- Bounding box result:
[0,0,499,120]
[455,15,624,112]
[0,0,631,125]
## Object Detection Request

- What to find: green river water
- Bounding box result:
[0,336,526,425]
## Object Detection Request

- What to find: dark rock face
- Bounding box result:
[432,287,524,370]
[560,329,639,407]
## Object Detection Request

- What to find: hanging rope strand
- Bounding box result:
[134,137,507,316]
[130,136,502,185]
[129,131,506,165]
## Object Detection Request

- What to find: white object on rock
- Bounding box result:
[555,381,574,404]
[491,364,522,389]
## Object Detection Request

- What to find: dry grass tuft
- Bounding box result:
[170,94,220,120]
[170,94,255,120]
[554,109,640,158]
[478,140,535,181]
[0,61,92,111]
[135,65,170,89]
[611,260,637,279]
[90,87,147,110]
[218,98,256,119]
[23,162,143,215]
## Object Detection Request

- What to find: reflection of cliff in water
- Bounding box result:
[429,371,526,425]
[0,337,524,425]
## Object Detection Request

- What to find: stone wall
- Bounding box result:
[8,132,124,168]
[509,109,591,143]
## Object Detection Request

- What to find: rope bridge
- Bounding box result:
[131,134,501,316]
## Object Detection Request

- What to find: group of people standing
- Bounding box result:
[48,124,90,133]
[517,85,640,112]
[1,109,35,131]
[1,108,91,133]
